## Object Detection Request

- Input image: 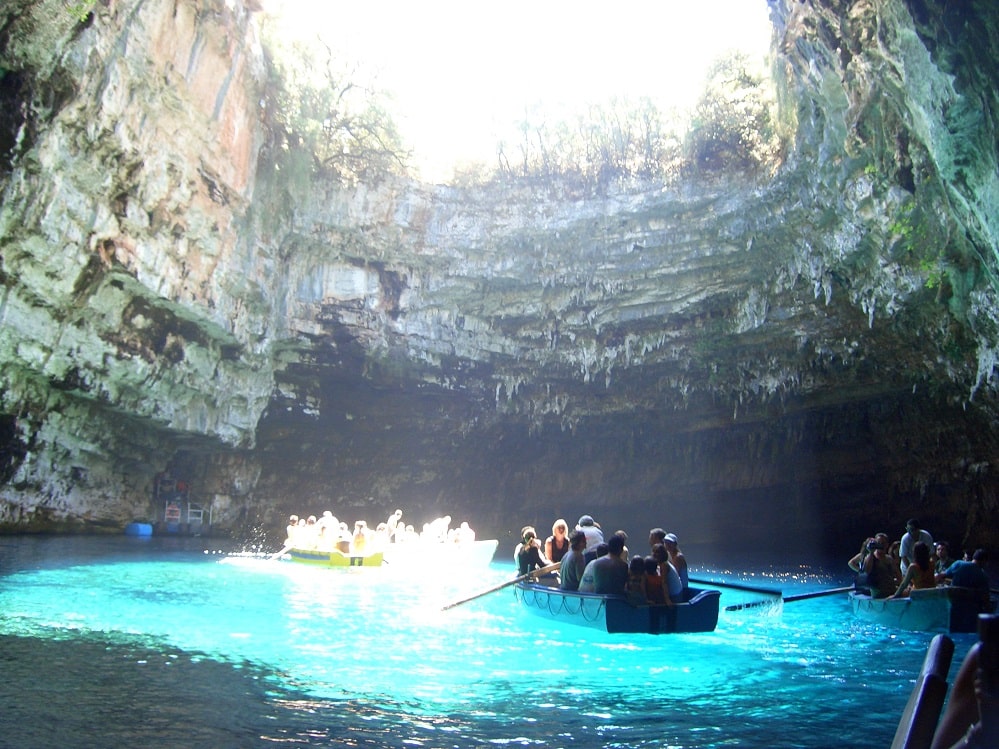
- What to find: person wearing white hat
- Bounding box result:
[664,532,689,590]
[575,514,604,561]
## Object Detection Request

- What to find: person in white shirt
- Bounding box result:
[899,518,933,575]
[575,514,604,561]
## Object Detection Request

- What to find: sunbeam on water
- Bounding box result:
[0,536,976,748]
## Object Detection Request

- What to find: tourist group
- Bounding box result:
[514,515,692,606]
[848,517,991,603]
[284,509,476,554]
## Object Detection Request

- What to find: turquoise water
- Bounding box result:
[0,536,977,748]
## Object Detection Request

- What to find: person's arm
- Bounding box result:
[538,542,552,567]
[863,552,876,574]
[936,561,956,585]
[544,537,553,561]
[676,555,688,577]
[530,544,550,570]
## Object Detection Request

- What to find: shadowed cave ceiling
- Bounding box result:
[1,0,998,562]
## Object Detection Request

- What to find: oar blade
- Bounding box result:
[724,598,782,612]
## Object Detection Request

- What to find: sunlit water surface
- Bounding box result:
[0,536,976,748]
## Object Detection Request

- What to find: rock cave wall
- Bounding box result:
[1,0,997,560]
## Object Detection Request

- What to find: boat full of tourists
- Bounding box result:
[513,581,722,634]
[285,548,385,568]
[849,585,997,633]
[279,511,492,569]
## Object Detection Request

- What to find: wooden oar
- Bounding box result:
[267,544,291,561]
[688,576,782,597]
[782,585,855,603]
[441,562,560,611]
[725,598,781,612]
[725,585,855,611]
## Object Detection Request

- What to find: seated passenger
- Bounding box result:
[625,556,648,606]
[302,515,319,549]
[862,539,896,599]
[936,548,991,609]
[427,515,452,543]
[891,541,936,598]
[576,515,605,561]
[317,510,337,532]
[934,541,953,575]
[515,526,551,575]
[644,556,667,605]
[336,522,351,553]
[545,519,570,564]
[611,530,630,562]
[652,543,684,602]
[285,514,299,547]
[316,523,336,552]
[559,530,588,591]
[664,533,688,589]
[352,520,369,553]
[589,535,629,595]
[454,521,476,543]
[578,543,609,593]
[372,523,390,550]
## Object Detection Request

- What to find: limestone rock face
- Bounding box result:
[0,0,272,528]
[1,0,997,557]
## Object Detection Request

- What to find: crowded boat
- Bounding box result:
[846,518,996,632]
[276,508,494,567]
[502,514,720,633]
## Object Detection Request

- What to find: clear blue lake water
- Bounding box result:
[0,535,978,748]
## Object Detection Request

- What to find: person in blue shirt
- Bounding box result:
[559,530,587,591]
[588,534,629,595]
[936,548,990,592]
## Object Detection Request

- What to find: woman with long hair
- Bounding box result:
[544,519,570,564]
[890,541,935,598]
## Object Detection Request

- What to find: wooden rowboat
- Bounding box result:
[286,548,384,568]
[849,585,996,633]
[513,582,721,634]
